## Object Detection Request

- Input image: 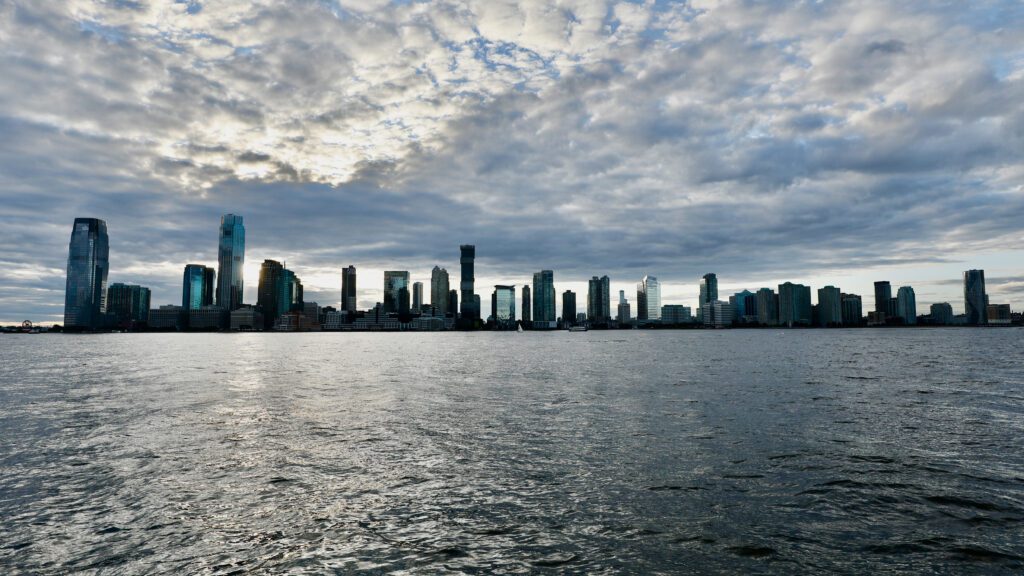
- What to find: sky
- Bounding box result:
[1,0,1023,325]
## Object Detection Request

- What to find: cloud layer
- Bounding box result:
[1,0,1022,322]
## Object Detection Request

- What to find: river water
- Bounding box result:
[1,329,1022,574]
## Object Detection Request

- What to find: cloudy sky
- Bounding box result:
[1,0,1023,324]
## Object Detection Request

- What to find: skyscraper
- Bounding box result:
[460,245,477,320]
[587,275,611,323]
[778,282,812,327]
[63,218,109,330]
[521,285,531,323]
[492,285,516,328]
[963,269,987,325]
[412,281,423,313]
[532,270,556,326]
[562,290,576,325]
[841,293,863,325]
[383,271,410,314]
[756,288,777,326]
[896,286,917,325]
[816,286,842,326]
[637,275,661,321]
[216,214,245,311]
[873,281,892,323]
[448,289,458,318]
[930,302,953,325]
[183,264,215,310]
[257,259,284,329]
[699,273,718,305]
[341,265,357,312]
[107,283,150,327]
[617,290,631,323]
[430,266,449,317]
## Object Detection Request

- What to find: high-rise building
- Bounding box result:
[430,266,449,317]
[341,265,357,312]
[702,300,734,328]
[756,288,777,326]
[896,286,917,325]
[930,302,953,325]
[617,290,631,323]
[448,290,459,318]
[841,293,863,325]
[729,289,756,321]
[587,275,611,323]
[383,271,410,314]
[216,214,245,311]
[107,283,151,327]
[281,268,303,315]
[460,245,477,320]
[963,269,987,325]
[987,304,1011,325]
[817,286,842,326]
[182,264,215,310]
[637,275,661,322]
[562,290,576,325]
[521,285,532,323]
[399,286,411,315]
[412,282,423,313]
[778,282,812,327]
[661,305,692,324]
[532,270,556,326]
[257,259,284,329]
[873,281,892,323]
[699,273,718,305]
[492,285,516,328]
[63,218,109,330]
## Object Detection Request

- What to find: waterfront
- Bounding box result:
[1,330,1022,574]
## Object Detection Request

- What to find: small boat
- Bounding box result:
[569,326,588,332]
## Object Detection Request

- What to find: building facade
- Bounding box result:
[341,265,357,312]
[460,245,477,320]
[637,275,661,322]
[430,266,449,317]
[841,293,863,325]
[532,270,556,326]
[756,288,778,326]
[562,290,576,326]
[216,214,245,311]
[64,217,110,330]
[661,305,692,324]
[412,282,424,313]
[383,271,410,314]
[817,286,842,326]
[778,282,812,327]
[895,286,917,325]
[492,285,516,328]
[587,275,611,323]
[699,273,718,306]
[963,269,987,325]
[930,302,954,325]
[182,264,215,310]
[106,283,151,327]
[521,285,531,323]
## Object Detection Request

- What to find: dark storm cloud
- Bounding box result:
[1,0,1023,322]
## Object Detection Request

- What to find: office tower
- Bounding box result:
[430,266,449,317]
[756,288,778,326]
[183,264,215,310]
[107,283,150,326]
[399,286,411,315]
[587,275,611,323]
[281,268,303,314]
[341,265,357,312]
[522,285,532,323]
[699,273,718,305]
[661,305,692,324]
[492,285,516,328]
[963,269,987,325]
[383,271,410,314]
[701,300,734,328]
[873,281,892,322]
[460,245,477,320]
[987,304,1011,324]
[729,289,756,320]
[841,293,863,325]
[562,290,576,325]
[412,282,423,312]
[637,275,661,321]
[216,214,245,311]
[617,290,631,323]
[63,218,109,330]
[257,260,284,329]
[896,286,917,325]
[930,302,953,325]
[778,282,812,327]
[532,270,556,326]
[448,290,458,318]
[817,286,842,326]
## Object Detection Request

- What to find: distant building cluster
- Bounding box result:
[57,215,1019,332]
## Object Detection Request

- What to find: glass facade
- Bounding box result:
[460,245,477,320]
[562,290,576,325]
[384,271,410,314]
[341,265,357,312]
[532,270,556,323]
[430,266,449,316]
[521,285,531,322]
[873,281,892,321]
[896,286,917,325]
[637,276,661,321]
[587,275,610,322]
[493,285,516,328]
[258,259,284,329]
[778,282,812,327]
[816,286,842,326]
[182,264,215,310]
[107,283,150,326]
[963,269,987,325]
[699,273,718,305]
[756,288,777,326]
[216,214,245,311]
[64,218,109,330]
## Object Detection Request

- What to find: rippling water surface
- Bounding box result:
[2,329,1023,574]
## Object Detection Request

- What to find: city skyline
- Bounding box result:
[2,2,1024,324]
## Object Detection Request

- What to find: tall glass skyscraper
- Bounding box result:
[699,273,718,306]
[383,271,410,314]
[182,264,215,310]
[587,275,611,323]
[873,281,892,321]
[64,218,109,330]
[412,282,424,312]
[460,245,477,320]
[430,266,449,316]
[778,282,812,327]
[963,269,987,325]
[816,286,842,326]
[637,275,661,321]
[756,288,778,326]
[258,259,284,329]
[532,271,556,325]
[107,283,150,326]
[896,286,917,325]
[341,265,357,312]
[216,214,245,311]
[492,285,516,328]
[521,285,531,323]
[562,290,576,325]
